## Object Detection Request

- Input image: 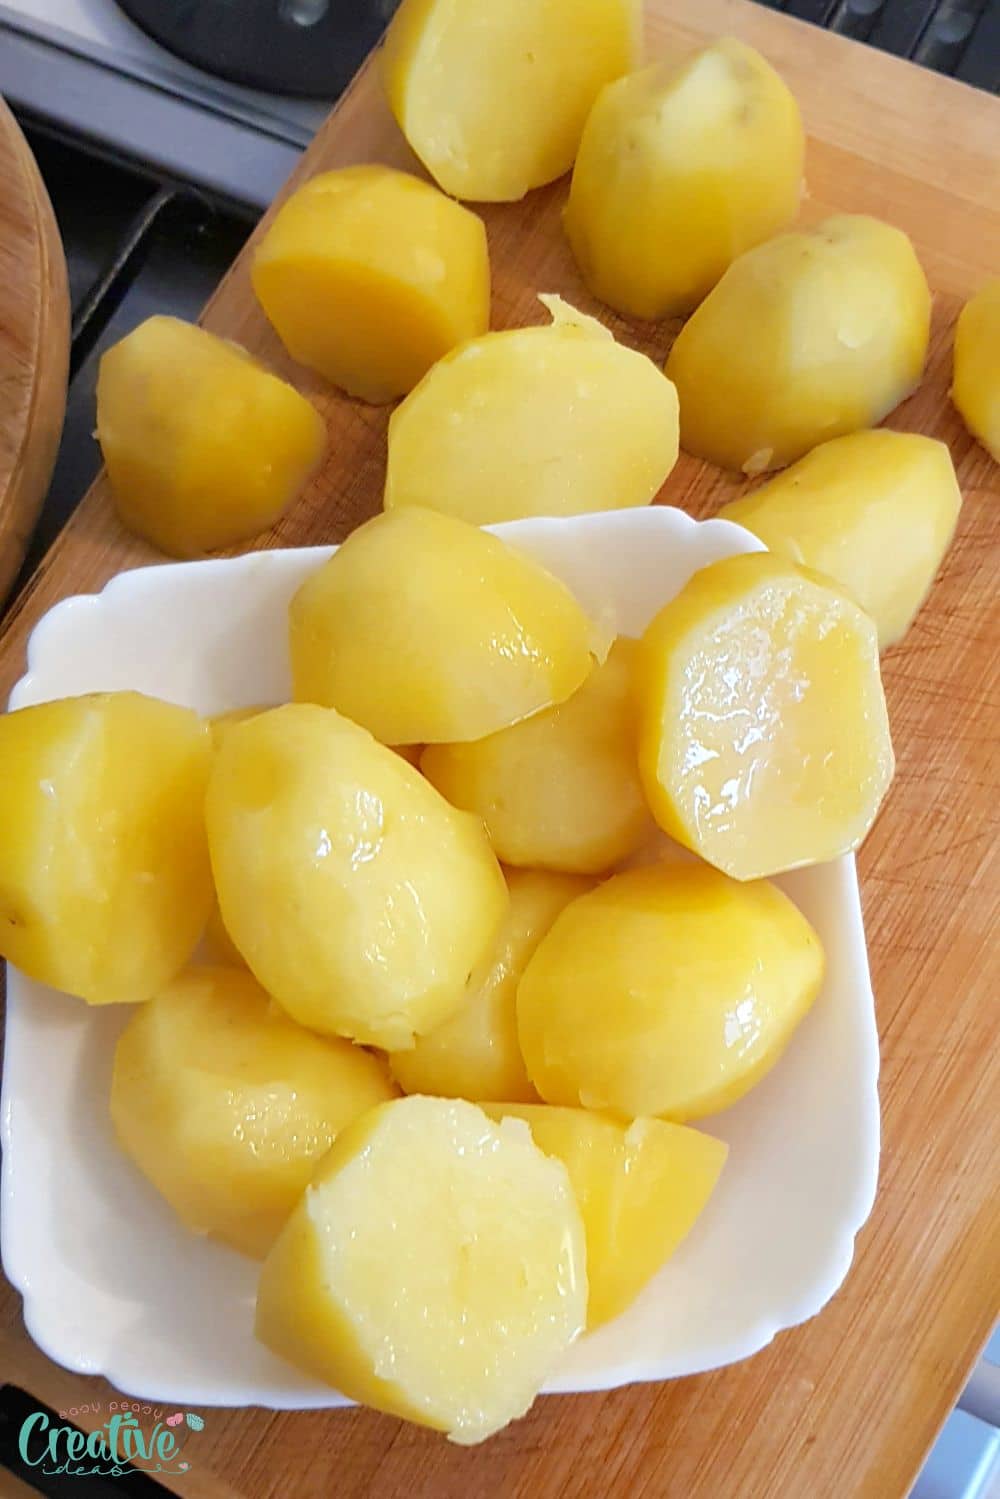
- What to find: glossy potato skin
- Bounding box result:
[952,278,1000,462]
[389,869,592,1103]
[97,317,325,557]
[381,0,639,201]
[206,704,508,1050]
[565,39,804,320]
[252,166,489,403]
[517,863,825,1121]
[384,297,679,524]
[483,1104,728,1326]
[111,967,397,1257]
[289,507,597,745]
[422,638,651,873]
[0,692,213,1005]
[666,216,931,473]
[719,430,962,648]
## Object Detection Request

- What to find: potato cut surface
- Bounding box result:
[952,278,1000,462]
[256,1096,587,1443]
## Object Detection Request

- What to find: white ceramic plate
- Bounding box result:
[0,508,880,1406]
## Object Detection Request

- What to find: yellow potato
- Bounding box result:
[0,692,213,1005]
[389,869,592,1102]
[206,704,507,1049]
[208,704,271,752]
[517,863,824,1121]
[384,296,679,524]
[666,215,931,473]
[381,0,638,201]
[422,638,651,873]
[719,430,962,649]
[289,507,598,744]
[953,278,1000,462]
[565,39,804,320]
[97,317,325,557]
[111,967,396,1258]
[482,1105,727,1326]
[201,903,246,968]
[638,553,894,880]
[256,1096,586,1442]
[251,166,489,403]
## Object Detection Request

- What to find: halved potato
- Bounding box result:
[206,704,507,1049]
[256,1096,587,1442]
[389,869,592,1102]
[381,0,639,201]
[565,39,804,319]
[384,296,678,524]
[289,507,598,744]
[666,215,931,473]
[97,317,326,557]
[111,967,397,1257]
[0,692,213,1005]
[638,552,894,879]
[483,1105,727,1326]
[952,278,1000,462]
[517,863,824,1120]
[422,638,651,873]
[252,165,489,403]
[718,429,962,648]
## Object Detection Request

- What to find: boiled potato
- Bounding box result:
[206,704,507,1049]
[483,1105,727,1326]
[389,869,592,1102]
[384,296,679,524]
[719,430,962,649]
[666,215,931,473]
[257,1096,586,1441]
[0,692,213,1005]
[952,278,1000,462]
[381,0,638,202]
[209,704,271,752]
[251,165,489,403]
[201,902,245,968]
[638,553,894,880]
[97,317,325,557]
[517,863,824,1120]
[289,507,598,745]
[422,638,652,872]
[565,39,804,320]
[111,967,396,1258]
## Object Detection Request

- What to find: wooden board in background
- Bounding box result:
[1,4,999,1496]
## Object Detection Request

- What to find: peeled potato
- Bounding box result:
[111,967,396,1258]
[517,863,824,1121]
[289,507,598,745]
[256,1096,587,1442]
[719,430,962,649]
[953,278,1000,462]
[97,317,325,557]
[251,165,489,403]
[422,638,651,873]
[483,1105,727,1326]
[0,692,213,1005]
[666,215,931,473]
[565,39,804,320]
[384,296,678,524]
[381,0,638,202]
[638,552,894,879]
[201,902,246,968]
[389,869,592,1102]
[209,704,271,752]
[206,704,507,1049]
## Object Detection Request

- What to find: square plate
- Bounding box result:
[0,507,880,1406]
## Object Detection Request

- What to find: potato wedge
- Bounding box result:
[384,296,679,524]
[565,39,804,319]
[666,215,931,473]
[719,430,961,648]
[953,278,1000,462]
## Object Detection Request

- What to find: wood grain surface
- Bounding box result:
[1,4,999,1496]
[0,99,69,607]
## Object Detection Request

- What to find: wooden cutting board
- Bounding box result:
[1,5,998,1497]
[0,99,69,606]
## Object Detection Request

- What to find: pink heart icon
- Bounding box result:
[166,1413,184,1427]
